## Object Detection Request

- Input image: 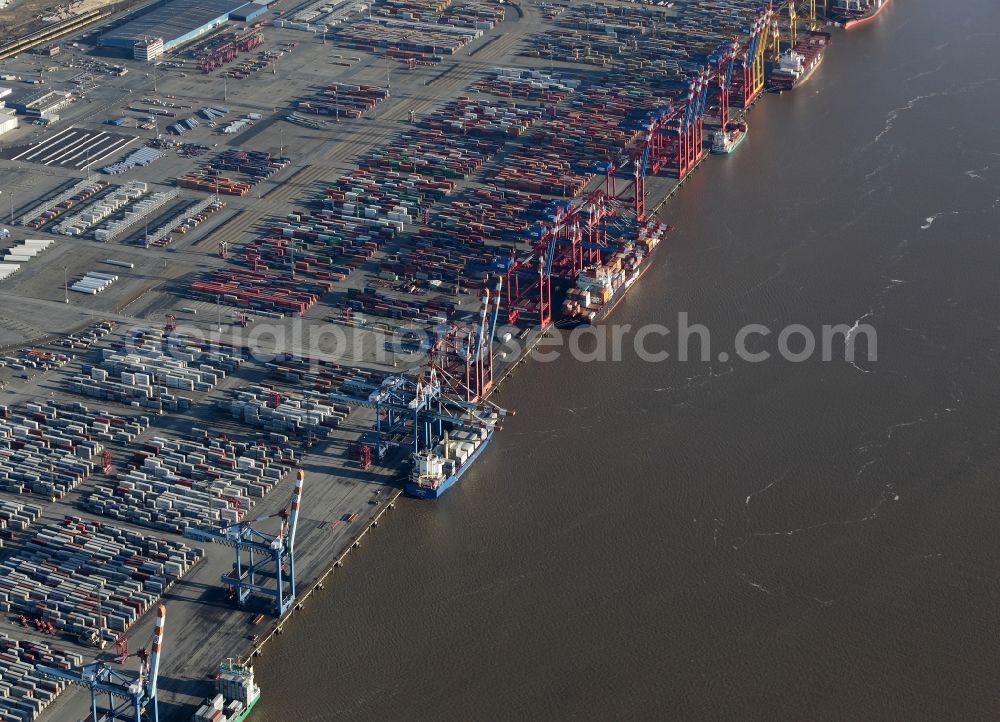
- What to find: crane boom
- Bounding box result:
[287,469,303,553]
[146,604,165,703]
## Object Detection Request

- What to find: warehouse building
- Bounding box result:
[6,90,72,117]
[0,109,18,138]
[99,0,251,59]
[230,3,268,22]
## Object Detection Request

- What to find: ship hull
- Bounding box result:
[405,430,494,499]
[839,0,892,28]
[711,128,748,154]
[590,247,658,324]
[557,224,667,327]
[231,692,260,722]
[773,53,824,90]
[771,32,830,91]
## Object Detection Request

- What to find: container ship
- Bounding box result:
[406,411,500,499]
[711,120,748,154]
[192,661,260,722]
[771,32,832,91]
[560,221,670,325]
[831,0,893,28]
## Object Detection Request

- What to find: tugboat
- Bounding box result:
[711,120,748,155]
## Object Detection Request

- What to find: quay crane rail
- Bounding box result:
[184,471,304,616]
[36,604,166,722]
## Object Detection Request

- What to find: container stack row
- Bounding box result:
[471,68,578,102]
[177,174,251,196]
[377,0,503,32]
[187,265,328,315]
[0,349,72,374]
[526,28,624,66]
[381,0,453,17]
[323,170,452,227]
[81,433,294,534]
[218,385,349,437]
[440,0,505,30]
[494,85,643,197]
[195,96,538,318]
[381,185,538,291]
[216,200,402,299]
[0,400,133,499]
[0,634,84,722]
[296,83,389,120]
[139,197,226,248]
[199,149,290,186]
[55,320,115,351]
[332,17,481,55]
[0,501,43,547]
[358,98,542,180]
[196,0,767,332]
[0,519,202,639]
[337,283,458,323]
[68,333,245,411]
[265,355,389,393]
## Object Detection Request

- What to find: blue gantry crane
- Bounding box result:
[36,604,166,722]
[184,470,304,616]
[329,370,508,460]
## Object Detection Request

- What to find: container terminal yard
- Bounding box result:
[0,0,888,718]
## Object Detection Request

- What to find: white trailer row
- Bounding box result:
[70,271,118,295]
[0,239,56,282]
